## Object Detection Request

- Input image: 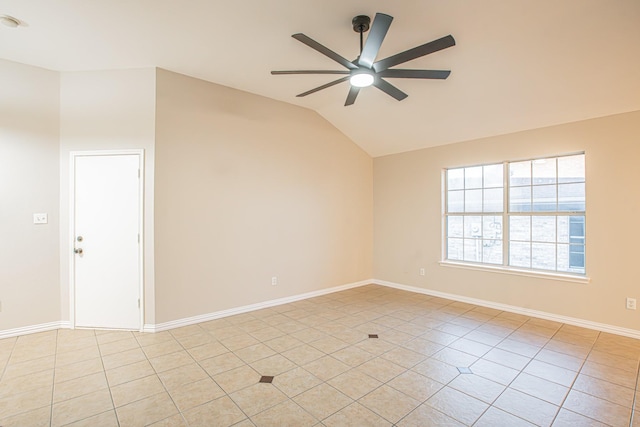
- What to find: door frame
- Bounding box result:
[69,149,145,331]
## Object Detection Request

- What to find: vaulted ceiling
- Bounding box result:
[1,0,639,156]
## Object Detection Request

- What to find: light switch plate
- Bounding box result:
[33,213,48,224]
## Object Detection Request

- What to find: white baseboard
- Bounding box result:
[0,321,71,340]
[144,279,373,333]
[373,279,640,340]
[5,279,638,341]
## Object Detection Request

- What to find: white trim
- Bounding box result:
[373,279,640,340]
[6,278,639,342]
[0,321,71,340]
[143,279,372,333]
[439,261,590,284]
[69,149,145,332]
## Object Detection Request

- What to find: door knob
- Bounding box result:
[74,248,83,254]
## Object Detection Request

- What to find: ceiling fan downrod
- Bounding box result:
[352,15,371,54]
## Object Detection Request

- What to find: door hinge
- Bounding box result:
[137,233,140,243]
[138,169,140,178]
[138,299,140,308]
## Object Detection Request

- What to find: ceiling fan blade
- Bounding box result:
[296,76,350,97]
[373,78,408,101]
[373,35,456,72]
[292,33,358,70]
[344,86,360,106]
[271,70,350,75]
[358,13,393,68]
[378,69,451,79]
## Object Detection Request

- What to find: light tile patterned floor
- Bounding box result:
[1,284,639,426]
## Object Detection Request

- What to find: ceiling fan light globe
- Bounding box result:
[350,73,374,88]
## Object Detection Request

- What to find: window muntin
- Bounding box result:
[445,154,585,275]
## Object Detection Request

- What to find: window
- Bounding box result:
[444,154,585,275]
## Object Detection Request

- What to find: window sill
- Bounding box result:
[439,261,591,284]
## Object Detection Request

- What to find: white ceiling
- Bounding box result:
[1,0,639,157]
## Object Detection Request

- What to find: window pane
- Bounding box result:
[483,240,502,264]
[509,216,530,241]
[570,264,585,275]
[532,242,556,270]
[557,244,570,272]
[465,189,483,212]
[510,161,531,187]
[559,217,586,274]
[532,216,556,243]
[484,164,503,188]
[483,216,503,241]
[558,183,585,212]
[510,186,531,212]
[464,216,482,238]
[464,239,482,262]
[532,158,557,185]
[483,188,503,212]
[557,216,570,243]
[569,244,585,273]
[465,166,483,189]
[447,238,463,260]
[448,190,464,213]
[532,184,557,212]
[448,168,464,190]
[558,154,585,184]
[510,241,531,268]
[447,216,463,238]
[569,216,585,244]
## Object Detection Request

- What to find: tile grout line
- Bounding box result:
[423,306,501,426]
[166,326,213,426]
[393,315,482,426]
[546,328,599,427]
[133,329,178,426]
[90,330,119,427]
[467,312,553,426]
[630,358,640,427]
[0,336,17,384]
[257,320,369,425]
[183,323,258,424]
[49,330,59,427]
[554,330,639,426]
[393,307,531,426]
[453,313,600,426]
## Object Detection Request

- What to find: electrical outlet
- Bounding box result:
[271,276,278,286]
[626,298,636,310]
[33,213,48,224]
[419,268,425,276]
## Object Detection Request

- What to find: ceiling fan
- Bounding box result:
[271,13,455,106]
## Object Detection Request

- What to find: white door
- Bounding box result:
[73,153,142,329]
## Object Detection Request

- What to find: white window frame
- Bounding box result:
[441,153,589,283]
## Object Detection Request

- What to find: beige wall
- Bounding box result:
[374,110,640,331]
[0,59,60,330]
[59,69,157,324]
[154,69,373,323]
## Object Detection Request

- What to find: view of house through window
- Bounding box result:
[445,153,585,275]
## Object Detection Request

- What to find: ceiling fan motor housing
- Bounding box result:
[352,15,371,33]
